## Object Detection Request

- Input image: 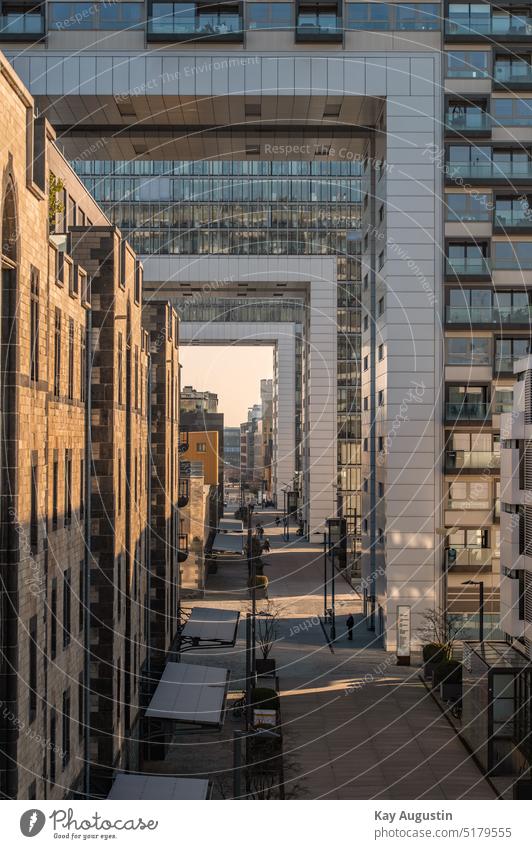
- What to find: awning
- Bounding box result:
[219,518,244,533]
[181,607,240,648]
[212,531,243,554]
[108,773,210,800]
[145,662,230,727]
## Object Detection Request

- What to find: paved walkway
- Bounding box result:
[177,506,496,800]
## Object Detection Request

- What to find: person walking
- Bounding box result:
[346,613,354,641]
[262,538,271,553]
[275,516,280,527]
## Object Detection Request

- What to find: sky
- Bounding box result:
[179,345,273,426]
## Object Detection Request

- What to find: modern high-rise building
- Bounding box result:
[6,2,532,649]
[223,426,241,483]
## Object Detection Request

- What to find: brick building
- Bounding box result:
[0,53,181,799]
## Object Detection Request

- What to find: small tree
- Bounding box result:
[48,172,64,232]
[256,601,282,660]
[417,606,462,658]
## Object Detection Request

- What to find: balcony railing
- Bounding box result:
[447,162,532,180]
[494,209,532,228]
[449,547,493,568]
[178,479,190,508]
[494,64,532,85]
[445,256,491,276]
[446,402,490,421]
[446,18,532,38]
[296,15,343,41]
[147,6,243,42]
[178,533,189,563]
[446,305,532,324]
[495,357,516,373]
[446,450,500,471]
[0,11,45,38]
[445,112,491,131]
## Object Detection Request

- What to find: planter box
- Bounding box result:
[440,682,461,702]
[256,658,276,676]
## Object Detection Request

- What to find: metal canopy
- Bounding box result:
[145,662,230,727]
[212,531,243,554]
[181,607,240,648]
[108,773,210,800]
[219,518,244,533]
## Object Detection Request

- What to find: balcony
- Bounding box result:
[447,161,532,181]
[445,450,500,472]
[296,14,343,41]
[445,402,490,421]
[448,547,493,569]
[0,9,45,40]
[446,305,532,324]
[147,2,244,42]
[495,357,516,374]
[445,111,491,134]
[445,256,491,277]
[446,16,532,41]
[494,62,532,89]
[494,208,532,231]
[179,430,189,454]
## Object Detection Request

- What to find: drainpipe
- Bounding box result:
[83,303,92,797]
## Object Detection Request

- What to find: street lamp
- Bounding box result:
[462,579,485,642]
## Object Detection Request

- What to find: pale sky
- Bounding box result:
[179,345,273,426]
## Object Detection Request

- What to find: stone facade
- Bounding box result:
[0,54,180,799]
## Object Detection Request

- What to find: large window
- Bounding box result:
[445,336,491,366]
[346,3,439,29]
[48,2,144,29]
[445,192,491,221]
[493,241,532,269]
[495,338,529,372]
[492,98,532,127]
[446,50,489,79]
[448,480,490,510]
[247,2,292,28]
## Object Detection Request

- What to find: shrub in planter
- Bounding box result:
[434,659,462,701]
[422,643,449,681]
[248,575,268,590]
[256,658,276,675]
[250,687,280,712]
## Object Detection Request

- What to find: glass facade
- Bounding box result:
[73,159,362,561]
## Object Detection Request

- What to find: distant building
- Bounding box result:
[223,427,241,484]
[180,384,218,414]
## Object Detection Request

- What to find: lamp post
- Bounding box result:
[314,530,328,620]
[248,503,257,679]
[330,537,336,641]
[462,579,485,642]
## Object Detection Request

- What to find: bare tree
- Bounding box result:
[417,606,463,656]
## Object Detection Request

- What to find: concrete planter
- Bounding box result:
[440,682,461,702]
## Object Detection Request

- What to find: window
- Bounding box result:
[30,453,38,554]
[54,308,61,397]
[50,709,57,785]
[118,455,122,513]
[378,251,385,270]
[117,332,123,404]
[78,672,84,741]
[493,97,532,127]
[494,388,513,414]
[448,480,490,510]
[64,450,72,527]
[445,336,491,365]
[79,561,84,632]
[493,241,532,269]
[378,390,384,406]
[134,345,139,409]
[80,456,85,520]
[446,50,489,79]
[63,568,71,648]
[378,296,385,316]
[68,318,74,400]
[445,192,491,222]
[363,355,368,371]
[52,450,58,530]
[30,267,39,382]
[495,338,529,372]
[378,344,384,361]
[363,314,369,331]
[51,578,57,660]
[347,3,439,30]
[49,2,144,30]
[196,442,206,453]
[62,690,70,769]
[80,328,86,402]
[247,3,292,29]
[29,616,37,724]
